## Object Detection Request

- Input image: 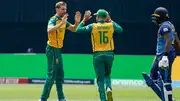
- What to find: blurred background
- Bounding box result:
[0,0,180,100]
[0,0,180,54]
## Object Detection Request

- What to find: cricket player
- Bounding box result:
[39,1,81,101]
[142,7,180,101]
[76,9,123,101]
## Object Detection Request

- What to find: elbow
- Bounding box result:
[117,28,123,34]
[47,28,53,33]
[47,29,52,33]
[168,41,171,45]
[72,28,76,32]
[47,29,50,33]
[70,26,76,32]
[166,40,171,47]
[120,28,123,33]
[47,29,56,33]
[68,26,77,32]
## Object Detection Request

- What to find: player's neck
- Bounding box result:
[159,21,168,26]
[55,14,62,18]
[97,20,105,23]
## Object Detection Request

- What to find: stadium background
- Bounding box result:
[0,0,180,100]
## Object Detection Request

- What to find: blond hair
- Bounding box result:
[55,1,66,8]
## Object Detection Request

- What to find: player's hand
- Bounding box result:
[83,10,92,23]
[75,11,81,23]
[106,14,112,22]
[158,56,169,69]
[61,14,68,24]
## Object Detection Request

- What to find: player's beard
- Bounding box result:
[59,12,66,17]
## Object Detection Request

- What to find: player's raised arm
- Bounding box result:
[66,11,81,32]
[112,21,123,33]
[47,14,68,33]
[76,23,92,33]
[76,10,92,33]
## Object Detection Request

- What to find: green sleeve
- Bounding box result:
[66,21,71,28]
[48,18,56,27]
[76,22,93,33]
[112,21,123,33]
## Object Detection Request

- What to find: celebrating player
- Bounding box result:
[76,9,123,101]
[39,1,81,101]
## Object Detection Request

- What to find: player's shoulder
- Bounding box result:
[104,22,114,28]
[92,22,113,28]
[161,21,171,28]
[100,22,113,26]
[105,22,113,25]
[50,15,58,21]
[160,22,170,30]
[166,21,175,30]
[159,21,172,33]
[51,15,56,19]
[92,23,98,27]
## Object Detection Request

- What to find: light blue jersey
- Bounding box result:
[156,21,175,55]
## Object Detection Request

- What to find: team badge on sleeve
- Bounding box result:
[163,28,168,32]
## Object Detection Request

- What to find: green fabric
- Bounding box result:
[56,16,71,28]
[56,16,62,20]
[41,45,65,100]
[48,16,71,28]
[76,22,93,33]
[66,21,71,28]
[97,20,105,23]
[112,21,123,33]
[93,51,114,56]
[93,51,114,101]
[94,9,109,18]
[48,18,56,27]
